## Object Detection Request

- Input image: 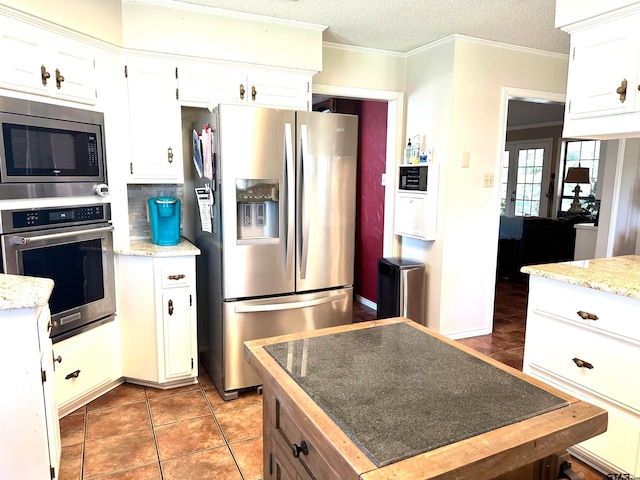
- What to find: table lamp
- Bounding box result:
[565,166,590,213]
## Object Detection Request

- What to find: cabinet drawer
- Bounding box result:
[274,398,339,479]
[526,311,640,412]
[53,323,118,408]
[159,258,193,289]
[529,277,640,341]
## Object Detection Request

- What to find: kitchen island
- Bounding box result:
[245,318,607,480]
[522,255,640,476]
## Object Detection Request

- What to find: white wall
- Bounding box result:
[315,44,406,93]
[405,37,569,338]
[2,0,122,44]
[121,1,323,72]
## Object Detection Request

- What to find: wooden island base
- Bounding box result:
[245,318,607,480]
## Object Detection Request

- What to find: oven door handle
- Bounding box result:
[11,225,114,244]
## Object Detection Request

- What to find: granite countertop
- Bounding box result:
[521,254,640,299]
[0,274,54,311]
[264,322,568,468]
[115,238,201,257]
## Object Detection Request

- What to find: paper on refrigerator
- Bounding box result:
[195,187,213,233]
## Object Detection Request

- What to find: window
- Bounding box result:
[501,141,552,217]
[560,140,600,213]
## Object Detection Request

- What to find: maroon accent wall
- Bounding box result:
[355,101,387,302]
[315,98,387,303]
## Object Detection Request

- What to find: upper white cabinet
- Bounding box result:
[0,16,97,104]
[177,62,311,111]
[125,58,183,183]
[561,7,640,139]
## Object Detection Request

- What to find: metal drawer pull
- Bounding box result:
[572,358,594,369]
[168,274,185,281]
[576,310,598,321]
[168,299,174,316]
[65,369,81,379]
[617,78,627,103]
[292,441,308,458]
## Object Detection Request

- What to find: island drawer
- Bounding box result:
[528,276,640,341]
[524,310,640,413]
[273,397,340,479]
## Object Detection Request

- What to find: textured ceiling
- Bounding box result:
[171,0,569,54]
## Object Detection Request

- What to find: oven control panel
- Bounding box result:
[1,204,111,233]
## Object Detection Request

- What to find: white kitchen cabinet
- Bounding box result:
[561,7,640,138]
[53,319,123,417]
[523,275,640,475]
[177,62,311,110]
[117,253,198,387]
[125,58,183,183]
[0,16,97,104]
[1,304,60,480]
[394,164,438,241]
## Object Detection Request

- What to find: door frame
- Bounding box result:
[313,84,404,259]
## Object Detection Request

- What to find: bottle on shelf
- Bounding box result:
[404,139,413,164]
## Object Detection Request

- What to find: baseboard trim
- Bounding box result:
[355,294,376,311]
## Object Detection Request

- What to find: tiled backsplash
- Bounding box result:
[127,184,184,239]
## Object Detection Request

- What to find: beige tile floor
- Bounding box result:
[58,372,263,480]
[59,288,606,479]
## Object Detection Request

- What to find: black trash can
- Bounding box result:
[376,257,425,324]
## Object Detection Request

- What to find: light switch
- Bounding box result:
[381,173,387,186]
[461,152,470,168]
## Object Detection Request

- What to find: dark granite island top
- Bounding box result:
[245,318,607,480]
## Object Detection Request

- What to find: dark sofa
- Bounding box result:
[497,214,595,281]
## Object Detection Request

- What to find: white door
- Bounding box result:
[501,140,553,217]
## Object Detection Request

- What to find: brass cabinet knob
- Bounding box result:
[572,357,594,369]
[55,68,65,89]
[41,65,50,86]
[168,299,174,316]
[53,355,62,364]
[168,147,174,164]
[616,78,627,103]
[576,310,598,321]
[251,85,257,101]
[239,84,245,100]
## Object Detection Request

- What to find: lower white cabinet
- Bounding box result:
[523,275,640,475]
[117,254,198,387]
[1,304,60,480]
[53,319,123,417]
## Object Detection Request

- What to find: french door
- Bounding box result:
[501,140,553,217]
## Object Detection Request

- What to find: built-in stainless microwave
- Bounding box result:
[0,96,109,199]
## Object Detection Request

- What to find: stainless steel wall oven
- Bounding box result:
[0,203,115,342]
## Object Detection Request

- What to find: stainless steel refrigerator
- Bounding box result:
[194,104,358,400]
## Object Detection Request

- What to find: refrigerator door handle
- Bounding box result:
[284,123,295,278]
[234,293,347,313]
[299,124,311,279]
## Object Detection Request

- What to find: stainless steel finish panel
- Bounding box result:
[0,96,108,199]
[221,287,353,393]
[1,223,116,338]
[218,104,296,300]
[400,267,425,325]
[296,111,358,292]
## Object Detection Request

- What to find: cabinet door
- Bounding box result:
[567,23,639,117]
[39,308,61,480]
[50,37,97,104]
[395,193,427,239]
[126,59,183,183]
[177,63,247,106]
[160,289,194,381]
[0,20,49,96]
[247,71,310,110]
[0,19,96,104]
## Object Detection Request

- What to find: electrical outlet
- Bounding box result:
[483,173,494,187]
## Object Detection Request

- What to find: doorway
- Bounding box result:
[312,96,388,308]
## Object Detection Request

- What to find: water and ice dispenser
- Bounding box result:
[148,196,181,246]
[235,179,279,244]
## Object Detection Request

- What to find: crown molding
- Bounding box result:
[124,0,326,32]
[322,41,406,58]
